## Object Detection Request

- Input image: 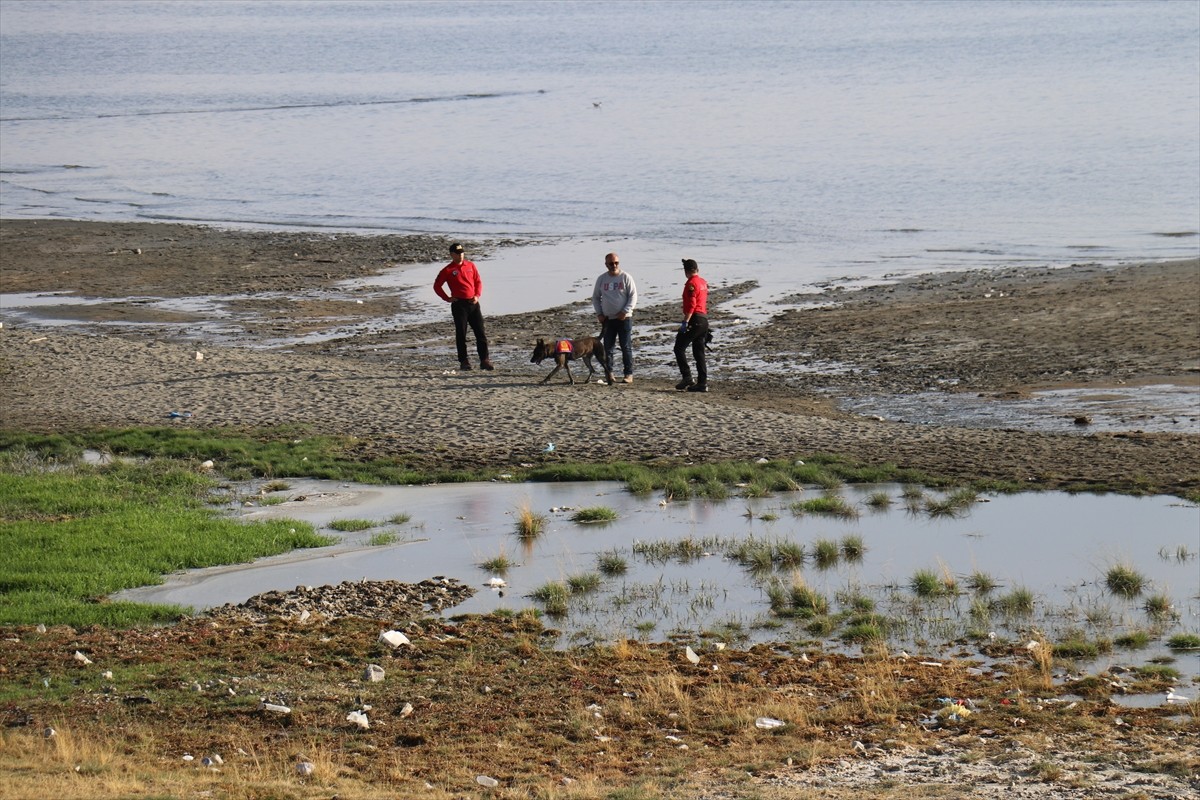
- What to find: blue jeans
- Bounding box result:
[601,317,633,377]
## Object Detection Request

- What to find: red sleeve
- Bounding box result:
[433,265,453,302]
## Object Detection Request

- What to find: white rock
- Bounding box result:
[379,630,411,648]
[399,702,414,718]
[199,460,214,471]
[755,717,785,729]
[476,775,500,787]
[364,664,385,683]
[36,623,46,633]
[73,651,92,665]
[260,702,291,714]
[296,761,315,776]
[685,646,700,665]
[102,670,113,680]
[182,754,194,762]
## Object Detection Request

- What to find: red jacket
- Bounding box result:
[682,274,708,316]
[434,260,482,301]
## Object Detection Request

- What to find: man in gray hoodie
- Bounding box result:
[592,252,638,384]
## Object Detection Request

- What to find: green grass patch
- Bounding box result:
[571,506,618,524]
[328,518,376,532]
[0,458,331,626]
[597,550,628,576]
[367,531,399,546]
[1166,633,1200,650]
[1104,564,1147,599]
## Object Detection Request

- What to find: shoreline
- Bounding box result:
[1,219,1198,493]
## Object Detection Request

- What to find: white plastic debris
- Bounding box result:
[35,624,46,633]
[259,702,291,714]
[476,774,500,787]
[364,664,385,682]
[346,710,370,729]
[298,609,311,624]
[399,702,414,718]
[1165,689,1190,704]
[102,670,113,680]
[379,630,411,648]
[73,651,92,665]
[195,351,204,361]
[182,754,194,762]
[755,457,770,464]
[199,460,215,471]
[296,761,315,776]
[755,717,785,729]
[685,646,700,665]
[486,576,507,589]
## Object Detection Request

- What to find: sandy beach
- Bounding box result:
[2,219,1198,493]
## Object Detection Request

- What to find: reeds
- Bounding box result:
[1104,564,1146,598]
[811,538,841,570]
[479,552,515,573]
[909,567,955,598]
[597,550,628,576]
[515,501,547,539]
[839,534,866,562]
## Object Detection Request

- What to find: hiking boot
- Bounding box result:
[459,360,472,371]
[686,383,708,393]
[622,375,633,384]
[481,359,495,371]
[675,379,695,391]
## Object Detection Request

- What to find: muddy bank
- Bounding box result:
[1,219,1198,493]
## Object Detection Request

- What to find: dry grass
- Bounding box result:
[1,614,1194,799]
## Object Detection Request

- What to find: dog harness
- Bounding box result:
[554,340,575,359]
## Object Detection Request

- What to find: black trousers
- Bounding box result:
[450,299,489,363]
[674,313,709,384]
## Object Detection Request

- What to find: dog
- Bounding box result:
[531,336,613,385]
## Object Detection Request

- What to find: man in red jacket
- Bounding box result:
[674,258,710,392]
[433,243,493,371]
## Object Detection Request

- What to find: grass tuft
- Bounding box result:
[571,506,618,524]
[1104,564,1147,599]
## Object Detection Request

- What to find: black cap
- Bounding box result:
[450,243,464,254]
[682,258,698,271]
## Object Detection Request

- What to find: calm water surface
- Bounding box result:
[2,0,1198,295]
[117,478,1200,678]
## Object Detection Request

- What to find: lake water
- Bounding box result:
[116,477,1200,682]
[2,0,1198,303]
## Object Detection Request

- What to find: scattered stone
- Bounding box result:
[399,702,414,718]
[296,761,315,776]
[379,630,411,648]
[364,664,385,682]
[260,702,291,714]
[73,650,92,665]
[476,775,500,788]
[205,578,475,624]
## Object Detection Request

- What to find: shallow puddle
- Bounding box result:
[117,479,1200,673]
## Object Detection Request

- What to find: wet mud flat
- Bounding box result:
[2,221,1199,493]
